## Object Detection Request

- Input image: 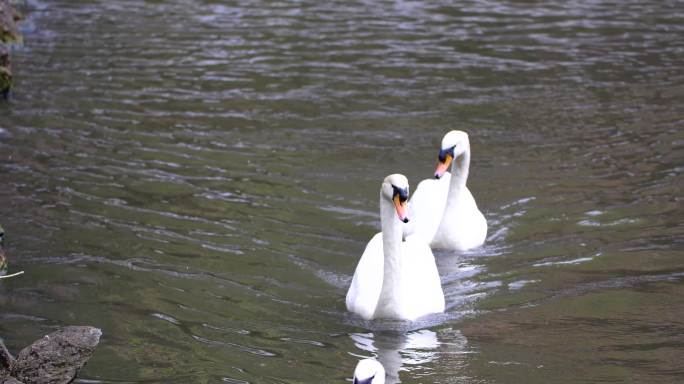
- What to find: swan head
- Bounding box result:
[381,174,409,223]
[435,130,469,179]
[353,358,386,384]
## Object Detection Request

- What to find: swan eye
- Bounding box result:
[391,185,409,202]
[438,146,456,163]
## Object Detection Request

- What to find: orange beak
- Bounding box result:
[393,195,409,223]
[434,153,453,179]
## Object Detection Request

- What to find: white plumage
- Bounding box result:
[353,358,385,384]
[346,174,445,321]
[404,131,487,251]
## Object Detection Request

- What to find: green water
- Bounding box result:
[1,0,683,382]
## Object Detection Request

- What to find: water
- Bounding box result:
[1,0,683,382]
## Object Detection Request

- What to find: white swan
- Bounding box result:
[405,131,487,251]
[346,174,445,321]
[353,358,385,384]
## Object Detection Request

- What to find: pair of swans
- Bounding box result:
[346,131,487,321]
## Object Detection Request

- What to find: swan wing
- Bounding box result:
[403,173,451,243]
[432,186,487,251]
[346,233,384,320]
[397,238,445,320]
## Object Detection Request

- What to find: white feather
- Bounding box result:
[346,174,445,321]
[353,359,386,384]
[404,131,487,251]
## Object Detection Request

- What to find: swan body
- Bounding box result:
[353,358,385,384]
[403,172,451,243]
[346,174,445,321]
[430,178,487,251]
[404,131,487,251]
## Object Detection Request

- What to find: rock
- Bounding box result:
[0,0,21,96]
[0,247,6,276]
[0,341,18,384]
[0,42,9,98]
[11,326,102,384]
[0,340,13,371]
[0,43,7,67]
[0,225,7,275]
[0,0,21,43]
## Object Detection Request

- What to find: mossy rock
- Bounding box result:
[0,327,101,384]
[0,42,9,95]
[0,0,18,96]
[12,327,102,384]
[0,249,5,274]
[0,0,21,44]
[0,225,5,274]
[0,65,10,96]
[0,42,7,66]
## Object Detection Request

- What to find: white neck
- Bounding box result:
[449,142,471,190]
[374,194,403,318]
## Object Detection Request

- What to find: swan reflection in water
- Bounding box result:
[350,328,468,383]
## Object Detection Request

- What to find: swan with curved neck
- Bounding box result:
[405,131,487,251]
[353,359,385,384]
[346,174,444,321]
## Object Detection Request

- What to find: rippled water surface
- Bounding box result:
[1,0,683,382]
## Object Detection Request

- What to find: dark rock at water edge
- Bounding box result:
[0,0,22,96]
[0,224,7,275]
[0,340,13,372]
[0,39,8,65]
[0,241,7,276]
[0,0,21,42]
[0,42,9,98]
[0,326,102,384]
